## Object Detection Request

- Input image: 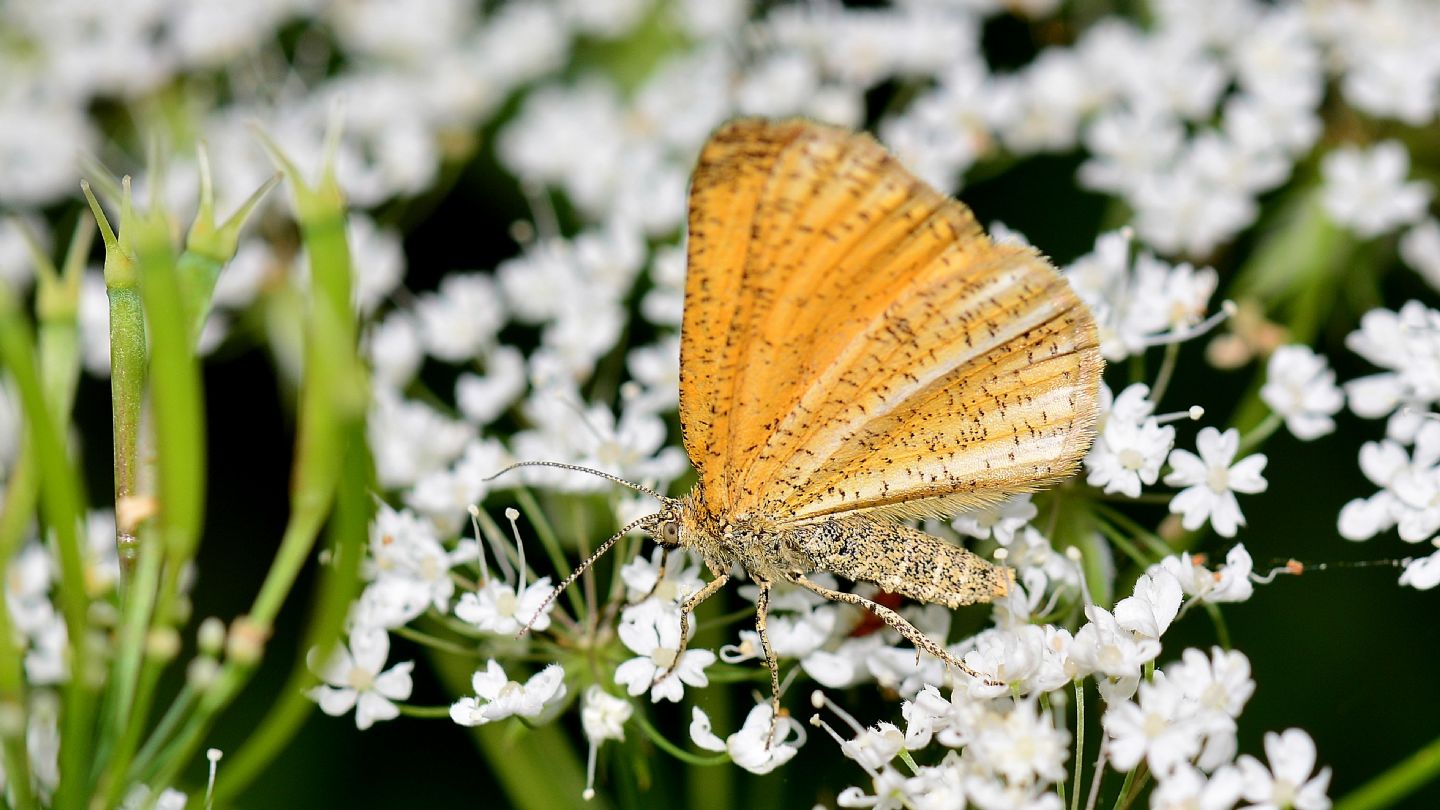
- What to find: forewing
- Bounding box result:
[769,245,1102,523]
[680,118,1101,523]
[681,119,985,518]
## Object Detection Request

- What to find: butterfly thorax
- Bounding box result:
[676,487,816,581]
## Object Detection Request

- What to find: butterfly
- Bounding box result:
[499,118,1102,734]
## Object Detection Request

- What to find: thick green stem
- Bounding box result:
[0,289,92,810]
[83,183,148,584]
[144,129,367,802]
[1335,733,1440,810]
[1072,679,1085,810]
[215,432,370,800]
[0,440,38,810]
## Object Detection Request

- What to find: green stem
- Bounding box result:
[395,704,454,719]
[1112,767,1139,810]
[635,713,730,766]
[392,625,484,657]
[0,442,37,810]
[1203,603,1232,650]
[1335,732,1440,810]
[133,182,205,565]
[215,434,370,800]
[514,489,588,617]
[1093,518,1152,570]
[1148,342,1181,404]
[97,527,165,808]
[1071,679,1085,810]
[123,683,197,788]
[1237,412,1283,456]
[83,182,146,585]
[0,288,92,810]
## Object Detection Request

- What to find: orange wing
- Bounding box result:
[679,119,1102,525]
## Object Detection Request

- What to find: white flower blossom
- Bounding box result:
[1165,428,1268,537]
[450,660,567,726]
[455,577,557,635]
[614,601,716,703]
[690,703,805,775]
[1261,346,1344,440]
[1321,141,1432,239]
[1236,729,1332,810]
[308,628,414,730]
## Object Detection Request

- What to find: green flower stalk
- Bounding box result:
[144,123,371,802]
[83,182,148,581]
[179,146,280,347]
[0,286,92,810]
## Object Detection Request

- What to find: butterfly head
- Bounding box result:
[636,499,686,549]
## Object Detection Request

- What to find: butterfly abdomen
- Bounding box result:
[786,517,1011,608]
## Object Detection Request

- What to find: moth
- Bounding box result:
[499,118,1102,730]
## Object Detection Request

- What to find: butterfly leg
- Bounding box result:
[790,573,999,686]
[635,546,672,603]
[753,579,784,747]
[654,567,730,686]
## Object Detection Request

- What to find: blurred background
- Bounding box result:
[4,0,1440,807]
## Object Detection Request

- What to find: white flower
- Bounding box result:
[802,634,887,690]
[1152,546,1255,604]
[1170,647,1254,720]
[1237,729,1332,810]
[352,577,436,630]
[1151,763,1244,810]
[450,660,567,726]
[404,438,509,534]
[1167,646,1254,769]
[1400,550,1440,590]
[952,494,1037,545]
[1114,571,1183,641]
[366,503,475,614]
[416,272,506,363]
[961,625,1068,698]
[1088,416,1176,498]
[1068,604,1161,700]
[368,389,473,489]
[1165,428,1268,537]
[1086,384,1176,497]
[613,601,716,703]
[1344,301,1440,442]
[308,629,414,730]
[902,684,984,751]
[455,577,557,635]
[690,703,805,775]
[456,346,527,427]
[619,547,703,605]
[1105,672,1202,776]
[1400,219,1440,292]
[366,311,424,391]
[1261,346,1344,440]
[1320,141,1431,239]
[579,684,634,799]
[1338,423,1440,543]
[1065,235,1217,360]
[968,698,1070,787]
[726,606,839,663]
[581,686,632,743]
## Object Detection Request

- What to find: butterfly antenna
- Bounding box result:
[485,460,668,502]
[516,513,655,639]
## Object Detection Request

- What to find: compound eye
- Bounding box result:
[660,520,680,545]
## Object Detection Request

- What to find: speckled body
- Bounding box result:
[675,485,1011,607]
